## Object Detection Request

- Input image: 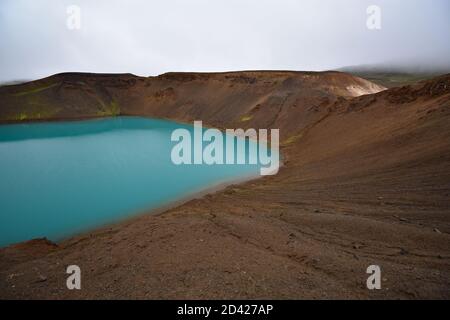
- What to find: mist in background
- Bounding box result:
[0,0,449,82]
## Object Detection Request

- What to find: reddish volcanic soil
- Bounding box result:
[0,71,449,299]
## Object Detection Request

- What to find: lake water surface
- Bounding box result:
[0,117,262,247]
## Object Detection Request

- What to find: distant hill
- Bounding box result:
[339,63,450,88]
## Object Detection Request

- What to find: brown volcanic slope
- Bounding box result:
[0,72,450,299]
[0,71,383,140]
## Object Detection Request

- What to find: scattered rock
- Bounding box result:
[8,273,20,280]
[433,228,442,234]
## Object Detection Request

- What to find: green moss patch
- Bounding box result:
[240,115,253,122]
[281,132,304,146]
[97,100,120,116]
[13,82,59,97]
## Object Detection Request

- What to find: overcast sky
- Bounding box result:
[0,0,449,81]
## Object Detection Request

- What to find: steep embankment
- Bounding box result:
[0,71,384,140]
[0,73,449,299]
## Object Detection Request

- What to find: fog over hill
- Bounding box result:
[340,60,450,75]
[339,59,450,87]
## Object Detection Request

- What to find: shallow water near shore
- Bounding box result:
[0,116,265,247]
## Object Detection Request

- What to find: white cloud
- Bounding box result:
[0,0,449,81]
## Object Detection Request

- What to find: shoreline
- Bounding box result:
[55,170,270,249]
[1,166,283,250]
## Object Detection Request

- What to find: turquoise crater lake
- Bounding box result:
[0,117,265,247]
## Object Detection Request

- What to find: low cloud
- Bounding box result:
[1,0,449,81]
